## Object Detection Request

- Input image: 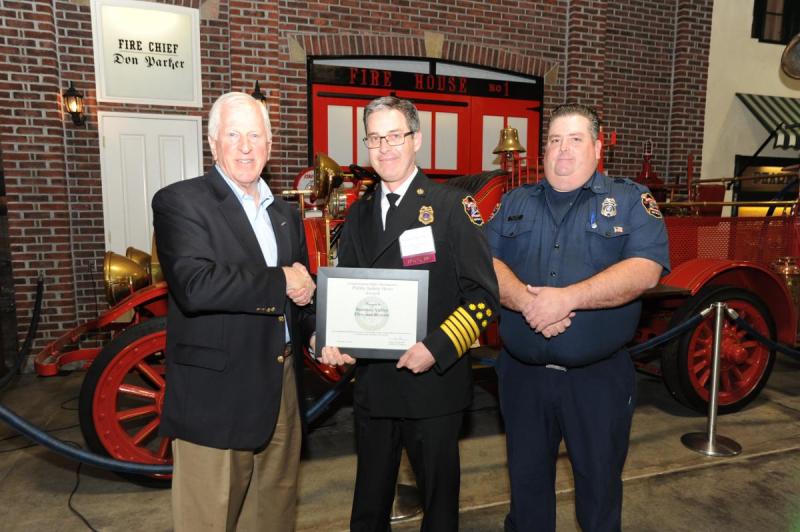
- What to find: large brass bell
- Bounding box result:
[492,127,526,155]
[313,153,344,204]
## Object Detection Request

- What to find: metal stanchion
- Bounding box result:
[681,302,742,456]
[390,451,422,521]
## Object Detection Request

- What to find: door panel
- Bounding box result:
[99,113,202,253]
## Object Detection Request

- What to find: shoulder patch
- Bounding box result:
[641,193,663,219]
[461,196,484,226]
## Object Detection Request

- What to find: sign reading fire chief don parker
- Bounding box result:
[317,267,429,360]
[91,0,201,107]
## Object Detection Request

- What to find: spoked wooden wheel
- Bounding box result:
[79,317,170,487]
[662,286,776,414]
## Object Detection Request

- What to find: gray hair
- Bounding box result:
[207,92,271,140]
[363,96,420,133]
[549,103,600,141]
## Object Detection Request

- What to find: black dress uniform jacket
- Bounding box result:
[337,171,499,418]
[152,167,314,450]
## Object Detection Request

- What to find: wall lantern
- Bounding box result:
[63,82,86,126]
[251,81,268,109]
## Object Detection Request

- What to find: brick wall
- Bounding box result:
[604,1,677,180]
[668,0,713,179]
[0,0,712,357]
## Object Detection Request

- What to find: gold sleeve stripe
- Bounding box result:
[445,318,470,353]
[455,307,481,337]
[447,313,469,337]
[451,311,478,346]
[441,321,468,354]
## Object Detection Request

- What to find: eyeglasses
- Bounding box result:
[363,131,414,149]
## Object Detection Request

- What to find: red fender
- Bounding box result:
[34,283,168,376]
[661,259,796,345]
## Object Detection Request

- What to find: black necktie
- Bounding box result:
[385,193,399,232]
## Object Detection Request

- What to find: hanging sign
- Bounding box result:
[91,0,202,107]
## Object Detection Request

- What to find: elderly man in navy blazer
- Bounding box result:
[153,91,315,532]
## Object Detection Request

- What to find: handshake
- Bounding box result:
[283,262,315,306]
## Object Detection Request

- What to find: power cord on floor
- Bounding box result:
[0,396,98,531]
[59,398,100,531]
[64,441,99,532]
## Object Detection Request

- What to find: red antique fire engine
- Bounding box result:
[30,128,799,479]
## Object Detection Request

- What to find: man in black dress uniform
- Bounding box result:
[319,96,499,532]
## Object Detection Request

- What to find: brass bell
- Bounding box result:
[492,127,526,155]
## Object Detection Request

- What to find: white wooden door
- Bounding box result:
[99,112,202,253]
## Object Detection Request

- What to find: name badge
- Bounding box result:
[399,226,436,266]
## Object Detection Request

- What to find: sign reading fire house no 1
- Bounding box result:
[312,64,542,100]
[90,0,202,107]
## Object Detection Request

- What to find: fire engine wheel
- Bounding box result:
[661,285,776,414]
[79,316,170,488]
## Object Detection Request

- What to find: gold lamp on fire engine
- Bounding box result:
[103,247,151,305]
[782,33,800,79]
[125,246,151,272]
[313,152,345,205]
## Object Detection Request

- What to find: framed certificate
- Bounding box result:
[316,267,429,359]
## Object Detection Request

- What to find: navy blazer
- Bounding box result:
[152,167,314,449]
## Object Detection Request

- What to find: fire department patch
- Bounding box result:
[641,193,662,219]
[461,196,484,226]
[601,197,617,218]
[419,205,434,225]
[488,202,501,222]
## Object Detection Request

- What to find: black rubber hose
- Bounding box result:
[305,365,355,425]
[0,402,172,474]
[0,274,44,392]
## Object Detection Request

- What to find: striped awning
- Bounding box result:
[736,93,800,149]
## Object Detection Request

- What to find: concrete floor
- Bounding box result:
[1,355,800,531]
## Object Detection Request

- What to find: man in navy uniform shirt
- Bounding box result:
[486,103,669,532]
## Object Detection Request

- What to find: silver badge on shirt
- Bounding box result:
[600,197,617,218]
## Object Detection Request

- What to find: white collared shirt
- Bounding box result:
[218,166,278,267]
[380,167,418,229]
[217,166,289,341]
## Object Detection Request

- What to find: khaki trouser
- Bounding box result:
[171,359,301,532]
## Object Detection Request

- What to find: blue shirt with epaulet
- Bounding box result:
[485,171,671,367]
